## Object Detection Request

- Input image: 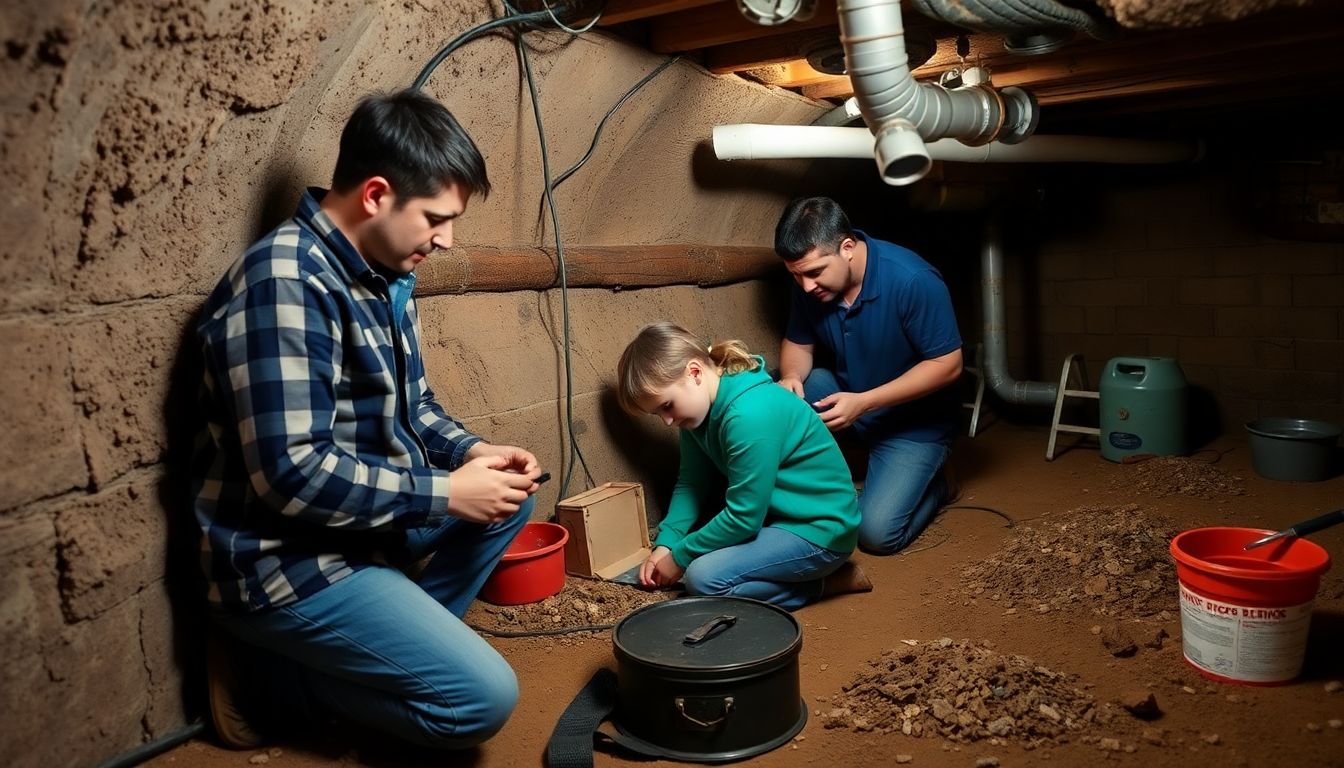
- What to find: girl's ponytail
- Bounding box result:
[707,339,757,375]
[617,322,760,415]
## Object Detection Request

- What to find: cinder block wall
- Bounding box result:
[999,167,1344,433]
[0,2,862,765]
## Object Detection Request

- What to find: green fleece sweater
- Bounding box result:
[655,358,861,567]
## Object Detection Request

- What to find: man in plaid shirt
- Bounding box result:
[193,90,542,750]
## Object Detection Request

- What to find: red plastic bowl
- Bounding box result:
[480,522,570,605]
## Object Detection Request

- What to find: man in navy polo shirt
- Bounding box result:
[775,197,963,555]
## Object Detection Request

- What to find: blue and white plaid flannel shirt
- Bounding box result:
[192,187,481,612]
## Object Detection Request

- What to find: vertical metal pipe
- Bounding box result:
[981,222,1057,405]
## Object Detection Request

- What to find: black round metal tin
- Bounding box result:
[610,596,807,762]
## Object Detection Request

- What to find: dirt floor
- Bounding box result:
[145,423,1344,768]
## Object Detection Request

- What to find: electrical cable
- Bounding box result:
[550,54,681,191]
[897,523,952,555]
[521,49,682,497]
[411,9,552,91]
[471,621,616,637]
[415,0,610,498]
[943,503,1016,528]
[541,0,605,34]
[94,721,206,768]
[514,30,597,499]
[897,503,1015,555]
[414,1,688,501]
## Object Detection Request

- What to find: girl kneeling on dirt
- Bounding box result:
[616,321,871,610]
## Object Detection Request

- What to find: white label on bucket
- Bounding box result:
[1178,584,1314,683]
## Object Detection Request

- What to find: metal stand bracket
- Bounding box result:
[961,343,988,437]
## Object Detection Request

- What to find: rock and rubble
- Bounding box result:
[822,639,1124,750]
[962,504,1178,619]
[1111,456,1245,499]
[465,577,674,637]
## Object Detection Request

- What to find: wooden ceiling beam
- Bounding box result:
[804,50,1341,105]
[702,25,841,73]
[415,245,779,295]
[1044,81,1339,122]
[741,60,845,88]
[801,18,1344,102]
[1030,55,1344,106]
[597,0,723,27]
[649,0,838,53]
[702,11,954,74]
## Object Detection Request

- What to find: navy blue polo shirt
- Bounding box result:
[785,230,962,444]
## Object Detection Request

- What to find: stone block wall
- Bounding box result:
[989,167,1344,433]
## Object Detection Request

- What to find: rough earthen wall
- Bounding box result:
[0,1,847,764]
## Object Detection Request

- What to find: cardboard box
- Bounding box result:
[555,482,651,580]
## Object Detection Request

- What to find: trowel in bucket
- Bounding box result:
[1243,508,1344,550]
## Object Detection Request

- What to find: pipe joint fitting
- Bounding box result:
[873,117,931,186]
[952,84,1006,147]
[998,86,1039,144]
[840,0,1041,183]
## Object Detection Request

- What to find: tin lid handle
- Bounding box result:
[683,614,737,645]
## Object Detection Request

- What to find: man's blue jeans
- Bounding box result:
[681,526,848,611]
[804,369,950,555]
[213,498,533,749]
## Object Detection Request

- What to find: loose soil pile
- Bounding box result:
[465,577,674,637]
[822,639,1123,750]
[1112,456,1245,499]
[962,504,1178,618]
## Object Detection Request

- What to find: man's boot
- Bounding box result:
[941,459,961,506]
[206,628,266,749]
[822,560,874,597]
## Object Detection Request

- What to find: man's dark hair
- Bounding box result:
[774,196,855,261]
[331,89,490,202]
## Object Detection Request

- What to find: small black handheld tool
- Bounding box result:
[1243,509,1344,550]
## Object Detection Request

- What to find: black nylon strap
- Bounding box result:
[546,668,617,768]
[546,668,664,767]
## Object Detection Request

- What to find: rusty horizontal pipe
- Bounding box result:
[414,244,781,296]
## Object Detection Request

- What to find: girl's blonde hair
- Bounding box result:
[616,322,759,416]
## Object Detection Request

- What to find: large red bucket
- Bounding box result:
[1170,527,1331,685]
[481,522,570,606]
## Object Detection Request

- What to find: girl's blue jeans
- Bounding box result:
[804,368,950,555]
[681,525,849,611]
[212,498,533,749]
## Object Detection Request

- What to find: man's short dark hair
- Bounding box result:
[331,89,490,202]
[774,196,855,261]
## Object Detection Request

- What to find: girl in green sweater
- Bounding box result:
[616,322,870,610]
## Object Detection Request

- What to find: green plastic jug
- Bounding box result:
[1099,357,1188,462]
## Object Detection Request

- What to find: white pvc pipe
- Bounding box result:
[712,124,1202,165]
[714,124,873,160]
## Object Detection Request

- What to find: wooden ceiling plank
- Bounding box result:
[805,59,1338,105]
[703,26,841,73]
[649,0,838,53]
[801,79,855,100]
[597,0,724,27]
[911,25,1341,92]
[1032,57,1344,105]
[774,60,843,87]
[1046,81,1333,121]
[737,59,839,88]
[799,7,1342,87]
